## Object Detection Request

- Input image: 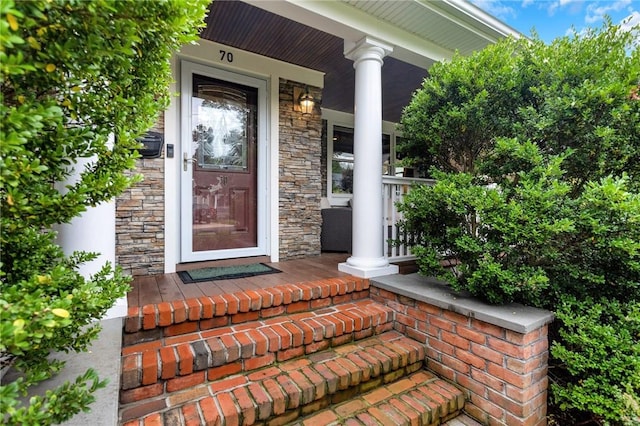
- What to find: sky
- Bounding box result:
[469,0,640,43]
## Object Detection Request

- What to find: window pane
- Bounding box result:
[333,126,354,157]
[382,133,391,175]
[192,75,254,171]
[332,126,354,194]
[332,161,353,193]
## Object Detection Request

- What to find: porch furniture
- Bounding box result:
[321,206,352,252]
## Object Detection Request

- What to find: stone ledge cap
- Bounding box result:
[372,274,554,334]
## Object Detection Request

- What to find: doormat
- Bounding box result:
[177,263,281,284]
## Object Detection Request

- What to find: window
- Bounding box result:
[330,127,392,195]
[324,110,405,205]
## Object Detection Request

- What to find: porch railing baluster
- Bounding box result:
[382,176,435,262]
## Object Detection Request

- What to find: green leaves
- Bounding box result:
[398,142,572,305]
[1,0,208,423]
[398,18,640,424]
[551,298,640,425]
[400,19,640,189]
[399,37,524,176]
[0,368,108,426]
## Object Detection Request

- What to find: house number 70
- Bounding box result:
[219,50,234,63]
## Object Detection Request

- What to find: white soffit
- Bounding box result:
[246,0,522,69]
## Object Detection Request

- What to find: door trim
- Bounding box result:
[180,60,269,262]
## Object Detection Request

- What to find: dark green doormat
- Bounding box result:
[177,263,281,284]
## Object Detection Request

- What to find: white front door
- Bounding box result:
[180,61,268,262]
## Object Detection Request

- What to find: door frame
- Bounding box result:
[180,60,269,262]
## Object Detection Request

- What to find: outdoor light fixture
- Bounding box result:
[294,86,315,115]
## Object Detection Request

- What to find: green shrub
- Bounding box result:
[399,37,525,176]
[398,19,640,424]
[0,0,208,424]
[400,144,640,425]
[517,21,640,191]
[400,18,640,187]
[551,298,640,426]
[400,138,574,305]
[544,174,640,306]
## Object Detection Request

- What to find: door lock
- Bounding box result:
[183,153,197,171]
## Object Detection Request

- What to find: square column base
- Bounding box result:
[102,295,128,320]
[338,262,399,279]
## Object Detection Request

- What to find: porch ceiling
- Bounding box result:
[201,0,520,123]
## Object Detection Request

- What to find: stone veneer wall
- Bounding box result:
[279,79,323,259]
[116,115,165,277]
[370,277,553,426]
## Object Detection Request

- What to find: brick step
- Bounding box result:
[121,299,394,391]
[120,299,395,396]
[289,369,465,426]
[124,277,370,346]
[119,331,427,425]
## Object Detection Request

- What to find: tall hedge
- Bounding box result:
[400,19,640,189]
[398,20,640,425]
[0,1,209,424]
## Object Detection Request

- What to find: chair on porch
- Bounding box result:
[320,198,352,253]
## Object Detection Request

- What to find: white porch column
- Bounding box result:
[54,138,126,320]
[54,201,125,320]
[339,37,399,278]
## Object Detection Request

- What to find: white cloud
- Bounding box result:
[619,10,640,32]
[548,0,584,16]
[565,26,588,38]
[469,0,517,20]
[521,0,535,7]
[565,8,638,43]
[619,11,640,46]
[585,0,632,24]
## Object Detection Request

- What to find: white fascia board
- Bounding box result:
[441,0,524,40]
[246,0,455,68]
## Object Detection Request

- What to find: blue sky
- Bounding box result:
[469,0,640,42]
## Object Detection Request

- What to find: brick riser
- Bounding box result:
[124,277,370,346]
[121,332,465,426]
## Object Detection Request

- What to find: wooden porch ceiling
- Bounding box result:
[201,0,428,123]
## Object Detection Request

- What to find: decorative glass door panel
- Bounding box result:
[191,74,257,252]
[181,61,266,262]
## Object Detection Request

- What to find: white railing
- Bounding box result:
[382,176,435,262]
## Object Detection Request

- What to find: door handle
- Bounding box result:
[183,153,197,171]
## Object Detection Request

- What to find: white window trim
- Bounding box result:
[322,108,402,206]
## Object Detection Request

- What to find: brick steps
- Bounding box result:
[289,370,465,426]
[120,299,395,393]
[120,331,432,425]
[123,277,370,347]
[119,278,474,425]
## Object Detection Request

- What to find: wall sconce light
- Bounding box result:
[294,86,315,115]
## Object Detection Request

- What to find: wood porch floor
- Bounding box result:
[127,253,351,308]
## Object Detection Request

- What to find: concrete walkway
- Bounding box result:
[3,317,123,426]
